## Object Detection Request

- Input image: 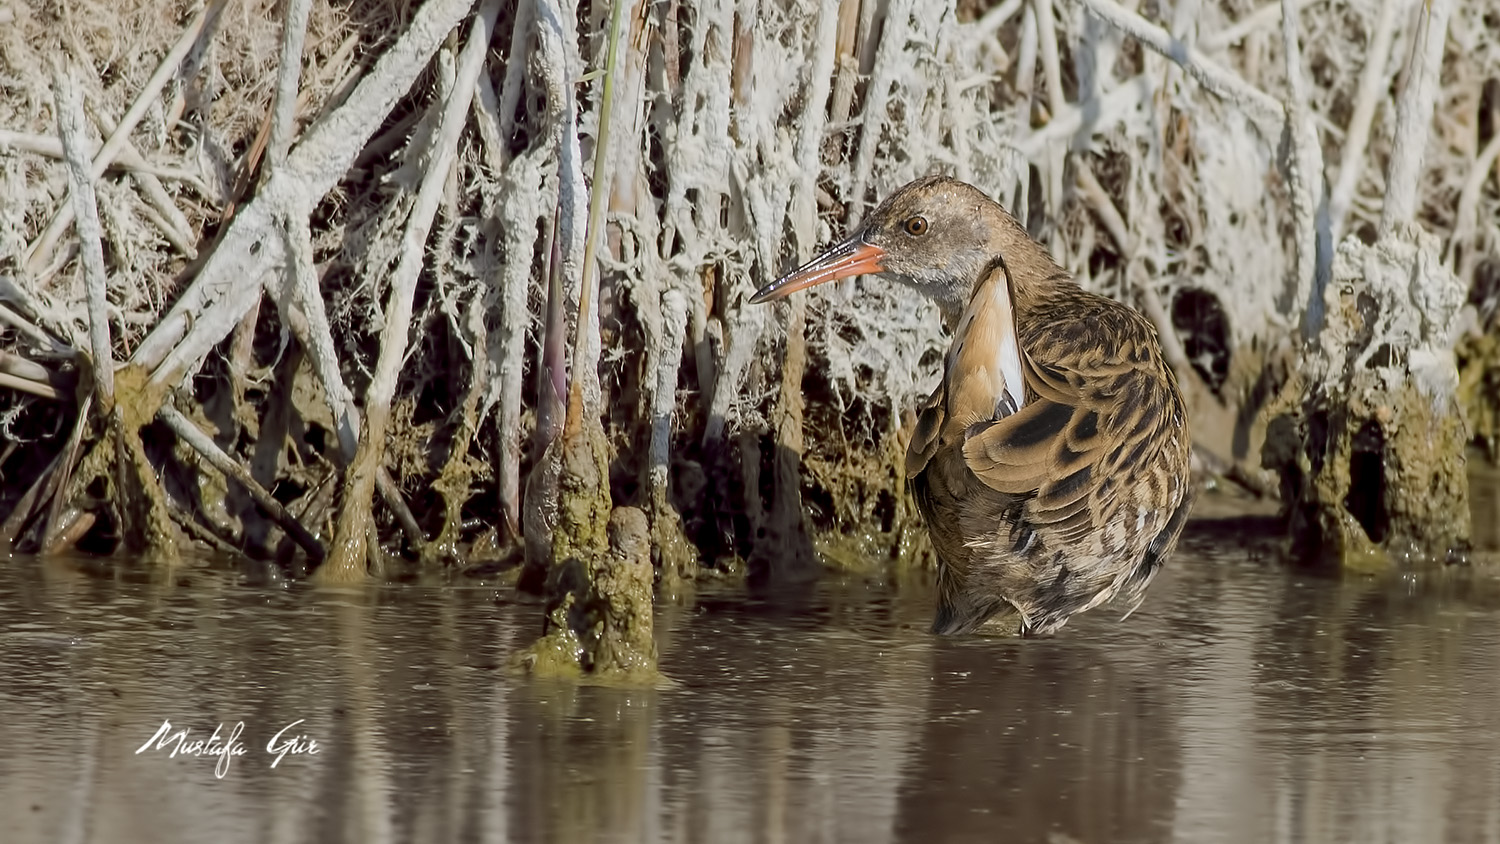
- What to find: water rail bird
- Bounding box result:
[752,175,1193,636]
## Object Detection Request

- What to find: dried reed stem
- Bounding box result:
[575,0,633,371]
[550,0,635,574]
[0,371,62,401]
[760,0,841,582]
[1201,0,1324,51]
[1446,132,1500,267]
[1327,0,1402,238]
[471,73,506,170]
[39,392,92,556]
[518,0,581,579]
[0,130,205,186]
[497,0,536,160]
[467,6,550,544]
[977,0,1026,36]
[85,105,197,258]
[1076,0,1284,127]
[0,302,72,356]
[1015,3,1038,98]
[1020,74,1154,157]
[849,0,912,212]
[25,0,228,276]
[649,289,689,509]
[324,0,500,579]
[793,0,842,248]
[1380,0,1455,235]
[1035,0,1066,116]
[1278,0,1330,338]
[131,0,478,385]
[281,216,360,459]
[1034,0,1067,210]
[50,64,113,403]
[269,0,314,168]
[491,168,545,541]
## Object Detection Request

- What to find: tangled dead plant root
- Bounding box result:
[0,0,1496,580]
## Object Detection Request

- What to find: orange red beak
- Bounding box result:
[750,238,886,304]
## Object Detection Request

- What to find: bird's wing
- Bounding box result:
[905,260,1026,480]
[906,382,944,479]
[959,299,1178,542]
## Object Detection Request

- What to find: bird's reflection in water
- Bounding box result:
[892,635,1181,844]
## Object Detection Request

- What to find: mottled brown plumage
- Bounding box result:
[753,175,1193,636]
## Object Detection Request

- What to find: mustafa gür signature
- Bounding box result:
[135,719,321,779]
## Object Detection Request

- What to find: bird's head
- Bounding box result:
[751,175,1048,326]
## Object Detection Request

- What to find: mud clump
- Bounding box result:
[1266,229,1471,569]
[519,506,659,681]
[593,507,657,674]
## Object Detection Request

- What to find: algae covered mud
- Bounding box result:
[2,501,1499,844]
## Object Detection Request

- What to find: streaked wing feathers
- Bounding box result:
[906,384,944,479]
[960,309,1171,539]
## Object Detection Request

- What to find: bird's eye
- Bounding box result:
[903,216,929,236]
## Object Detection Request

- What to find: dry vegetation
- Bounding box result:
[0,0,1497,595]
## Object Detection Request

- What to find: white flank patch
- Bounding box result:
[983,277,1026,417]
[948,267,1026,429]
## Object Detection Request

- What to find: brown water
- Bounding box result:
[2,510,1499,844]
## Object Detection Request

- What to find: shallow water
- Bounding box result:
[2,510,1499,844]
